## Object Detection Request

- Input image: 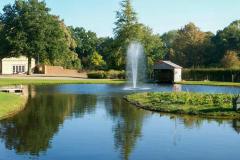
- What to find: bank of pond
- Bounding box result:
[0,92,27,120]
[1,84,240,120]
[125,92,240,119]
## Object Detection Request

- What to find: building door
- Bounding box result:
[154,69,174,83]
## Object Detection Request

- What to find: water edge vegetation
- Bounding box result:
[0,93,27,120]
[0,78,125,86]
[125,92,240,119]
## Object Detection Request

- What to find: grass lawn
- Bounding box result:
[0,78,125,86]
[125,92,240,119]
[178,81,240,87]
[0,93,27,120]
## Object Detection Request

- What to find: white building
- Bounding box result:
[153,61,182,83]
[0,56,35,74]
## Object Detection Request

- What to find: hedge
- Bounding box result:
[87,70,125,79]
[182,69,240,82]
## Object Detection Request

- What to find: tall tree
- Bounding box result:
[43,18,80,69]
[161,30,179,60]
[171,23,211,67]
[0,21,13,59]
[69,26,98,68]
[0,0,81,73]
[114,0,138,43]
[96,37,117,69]
[113,0,140,69]
[0,0,50,74]
[137,24,165,76]
[212,20,240,64]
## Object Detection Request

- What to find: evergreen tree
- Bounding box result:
[113,0,140,69]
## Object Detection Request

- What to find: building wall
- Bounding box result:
[1,56,35,74]
[174,68,182,82]
[38,65,87,78]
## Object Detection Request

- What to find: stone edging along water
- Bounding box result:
[124,92,240,119]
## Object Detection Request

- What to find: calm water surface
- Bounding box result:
[0,84,240,160]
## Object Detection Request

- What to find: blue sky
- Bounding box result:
[0,0,240,37]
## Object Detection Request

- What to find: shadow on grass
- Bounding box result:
[199,107,235,113]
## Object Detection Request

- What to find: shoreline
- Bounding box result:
[0,78,125,86]
[0,93,27,120]
[125,98,240,120]
[177,81,240,87]
[125,92,240,119]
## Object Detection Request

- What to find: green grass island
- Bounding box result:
[125,92,240,119]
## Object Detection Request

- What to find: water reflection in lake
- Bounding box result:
[0,84,240,160]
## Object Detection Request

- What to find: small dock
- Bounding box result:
[0,86,23,93]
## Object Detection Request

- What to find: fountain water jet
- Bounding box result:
[125,42,149,90]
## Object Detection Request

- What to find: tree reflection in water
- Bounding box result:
[105,97,149,160]
[232,120,240,134]
[0,84,239,160]
[0,92,97,156]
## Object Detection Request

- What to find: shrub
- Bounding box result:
[87,70,125,79]
[107,70,125,79]
[87,71,107,79]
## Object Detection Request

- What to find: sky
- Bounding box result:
[0,0,240,37]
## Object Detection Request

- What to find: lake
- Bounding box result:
[0,84,240,160]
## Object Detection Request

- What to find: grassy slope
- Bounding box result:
[126,92,240,119]
[0,78,125,86]
[0,93,26,120]
[178,81,240,87]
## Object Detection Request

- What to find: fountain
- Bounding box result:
[125,42,149,90]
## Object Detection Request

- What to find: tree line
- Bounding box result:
[0,0,240,75]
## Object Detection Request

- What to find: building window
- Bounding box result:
[13,65,26,74]
[13,66,15,74]
[16,66,18,73]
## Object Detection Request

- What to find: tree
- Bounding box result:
[89,51,106,70]
[113,0,140,69]
[161,30,179,60]
[0,0,81,73]
[69,26,98,68]
[212,20,240,64]
[0,21,13,59]
[96,37,118,69]
[221,50,240,68]
[43,18,81,69]
[171,23,211,67]
[0,0,50,74]
[114,0,138,42]
[137,24,165,76]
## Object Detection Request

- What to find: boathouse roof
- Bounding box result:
[154,61,182,70]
